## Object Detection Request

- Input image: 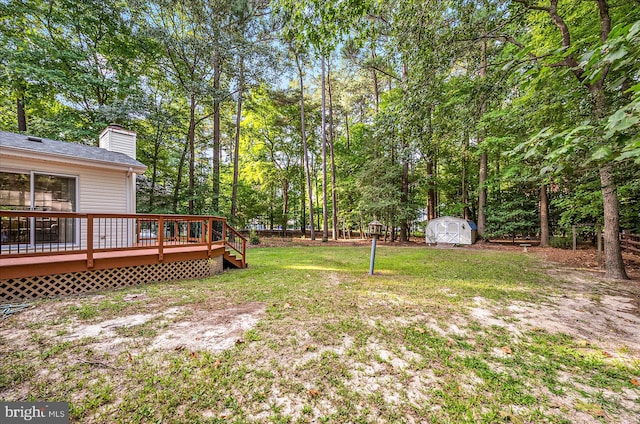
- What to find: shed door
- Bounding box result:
[444,222,460,243]
[435,221,460,243]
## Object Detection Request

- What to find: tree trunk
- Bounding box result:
[149,126,163,211]
[400,156,409,242]
[427,161,436,220]
[328,59,338,240]
[477,40,488,238]
[539,184,550,247]
[230,57,244,222]
[399,62,409,242]
[321,56,328,241]
[462,131,470,220]
[187,94,196,215]
[282,179,289,233]
[212,50,221,214]
[300,166,306,234]
[17,95,27,132]
[173,142,188,213]
[599,165,628,279]
[477,151,488,237]
[296,54,315,240]
[427,106,436,220]
[371,43,379,115]
[344,110,350,151]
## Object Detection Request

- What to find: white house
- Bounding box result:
[0,125,146,214]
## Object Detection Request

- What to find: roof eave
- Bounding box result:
[0,146,148,174]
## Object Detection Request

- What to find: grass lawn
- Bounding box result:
[1,246,639,423]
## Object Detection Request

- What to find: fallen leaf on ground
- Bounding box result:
[307,389,320,398]
[502,346,513,355]
[631,378,639,386]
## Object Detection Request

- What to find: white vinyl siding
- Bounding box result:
[99,128,136,159]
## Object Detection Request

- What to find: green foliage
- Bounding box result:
[1,0,639,257]
[249,229,260,245]
[549,236,572,249]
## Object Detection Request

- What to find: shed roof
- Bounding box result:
[0,130,146,172]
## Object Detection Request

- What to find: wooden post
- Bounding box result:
[597,225,603,269]
[242,236,246,268]
[87,215,94,268]
[207,218,212,257]
[222,220,227,243]
[158,216,164,261]
[572,225,577,252]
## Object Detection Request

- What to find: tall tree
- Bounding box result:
[514,0,637,279]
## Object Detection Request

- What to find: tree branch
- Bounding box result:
[594,0,612,84]
[546,0,585,83]
[364,64,402,83]
[512,0,550,12]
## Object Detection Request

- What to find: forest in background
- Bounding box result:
[1,0,639,279]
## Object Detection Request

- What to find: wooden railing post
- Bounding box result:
[87,214,94,268]
[158,216,164,261]
[242,237,246,268]
[222,220,227,244]
[207,218,212,257]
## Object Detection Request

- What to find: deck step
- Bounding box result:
[223,250,245,269]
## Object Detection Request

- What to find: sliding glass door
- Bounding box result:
[0,171,77,246]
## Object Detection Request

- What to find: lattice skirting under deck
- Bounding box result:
[0,257,223,303]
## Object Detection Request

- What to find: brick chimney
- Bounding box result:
[99,124,137,159]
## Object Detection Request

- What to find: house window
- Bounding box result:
[0,172,30,210]
[34,174,77,212]
[1,171,77,245]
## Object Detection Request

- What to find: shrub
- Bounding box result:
[249,230,260,245]
[550,236,572,249]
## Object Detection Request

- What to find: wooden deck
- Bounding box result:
[0,244,233,280]
[1,212,247,280]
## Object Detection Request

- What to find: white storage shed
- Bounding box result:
[425,216,477,245]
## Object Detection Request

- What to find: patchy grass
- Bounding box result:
[1,246,639,423]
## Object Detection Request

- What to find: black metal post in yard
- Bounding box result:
[369,234,377,276]
[368,220,383,276]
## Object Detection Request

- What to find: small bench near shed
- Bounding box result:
[520,243,531,253]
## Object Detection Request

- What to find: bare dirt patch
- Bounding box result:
[151,302,265,352]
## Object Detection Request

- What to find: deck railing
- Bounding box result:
[225,223,247,268]
[0,211,246,266]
